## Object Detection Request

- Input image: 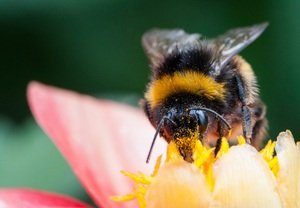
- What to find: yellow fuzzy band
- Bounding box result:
[145,71,226,108]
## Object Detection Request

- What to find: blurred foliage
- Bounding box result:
[1,0,300,204]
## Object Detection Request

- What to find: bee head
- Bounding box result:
[146,106,231,163]
[163,108,209,140]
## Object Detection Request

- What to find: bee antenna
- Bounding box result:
[189,107,231,130]
[146,115,172,163]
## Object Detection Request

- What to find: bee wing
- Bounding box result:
[210,22,268,76]
[142,29,202,68]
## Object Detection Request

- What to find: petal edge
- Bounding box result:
[0,188,90,208]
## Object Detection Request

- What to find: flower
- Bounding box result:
[113,132,300,208]
[0,81,299,208]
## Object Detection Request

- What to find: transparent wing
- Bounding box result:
[142,29,201,67]
[210,22,268,75]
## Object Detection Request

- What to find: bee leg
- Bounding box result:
[235,75,252,143]
[241,106,252,143]
[251,102,268,148]
[214,121,225,155]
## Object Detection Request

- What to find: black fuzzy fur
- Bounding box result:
[153,46,215,79]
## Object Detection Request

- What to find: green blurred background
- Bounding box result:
[0,0,299,205]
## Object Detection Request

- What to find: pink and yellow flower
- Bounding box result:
[0,82,299,208]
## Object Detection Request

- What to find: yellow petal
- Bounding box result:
[212,145,282,208]
[145,161,212,208]
[275,130,300,208]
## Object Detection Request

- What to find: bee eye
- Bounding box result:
[190,110,208,133]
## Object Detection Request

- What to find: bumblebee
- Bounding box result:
[141,23,268,162]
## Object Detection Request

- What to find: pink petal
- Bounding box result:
[27,81,167,207]
[0,188,90,207]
